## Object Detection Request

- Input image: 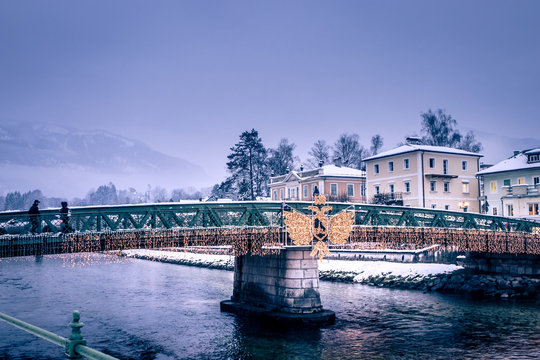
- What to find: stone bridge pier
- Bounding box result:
[220,246,335,326]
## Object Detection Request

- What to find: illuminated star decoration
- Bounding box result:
[283,195,355,261]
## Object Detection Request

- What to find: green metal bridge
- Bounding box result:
[1,201,538,235]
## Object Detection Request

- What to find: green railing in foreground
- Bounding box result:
[0,310,118,360]
[0,201,538,235]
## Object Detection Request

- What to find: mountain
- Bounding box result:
[0,122,209,198]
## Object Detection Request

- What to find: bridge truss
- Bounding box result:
[1,201,539,258]
[1,201,538,235]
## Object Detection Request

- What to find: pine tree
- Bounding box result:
[225,129,269,200]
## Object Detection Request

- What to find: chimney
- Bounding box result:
[333,156,342,167]
[300,164,304,172]
[406,136,421,145]
[513,150,520,156]
[318,160,324,167]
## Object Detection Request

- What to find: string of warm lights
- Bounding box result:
[1,225,539,260]
[346,226,540,255]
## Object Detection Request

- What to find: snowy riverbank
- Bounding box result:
[120,249,540,298]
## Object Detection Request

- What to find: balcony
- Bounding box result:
[371,192,403,206]
[502,184,540,198]
[424,173,458,179]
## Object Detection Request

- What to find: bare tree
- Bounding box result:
[370,134,384,155]
[332,133,365,169]
[420,109,482,152]
[307,140,330,168]
[267,138,299,176]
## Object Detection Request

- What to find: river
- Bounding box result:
[0,253,538,359]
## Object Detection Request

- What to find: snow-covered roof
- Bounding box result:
[477,151,540,175]
[364,144,482,161]
[270,164,365,185]
[524,148,540,155]
[319,164,366,177]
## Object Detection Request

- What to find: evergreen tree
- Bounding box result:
[225,129,269,200]
[307,140,330,168]
[268,138,298,176]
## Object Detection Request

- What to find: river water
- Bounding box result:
[0,253,538,360]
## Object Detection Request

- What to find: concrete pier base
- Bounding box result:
[220,246,335,326]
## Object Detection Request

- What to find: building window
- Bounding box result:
[361,185,366,196]
[518,178,525,185]
[443,182,450,193]
[462,160,468,171]
[389,184,394,194]
[273,190,277,200]
[445,205,450,210]
[462,181,469,193]
[443,159,448,174]
[303,185,308,198]
[491,181,497,193]
[374,185,380,195]
[374,164,379,174]
[430,180,436,192]
[330,183,338,196]
[528,154,540,163]
[388,161,394,172]
[347,184,354,197]
[493,207,497,215]
[534,177,540,186]
[431,204,437,209]
[503,179,511,187]
[404,181,410,193]
[529,203,539,215]
[429,158,435,168]
[280,189,284,200]
[507,204,514,216]
[312,184,318,196]
[403,158,409,169]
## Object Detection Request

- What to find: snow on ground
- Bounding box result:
[121,249,462,281]
[318,259,461,282]
[122,249,234,269]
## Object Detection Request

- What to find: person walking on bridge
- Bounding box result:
[28,200,40,233]
[59,201,72,233]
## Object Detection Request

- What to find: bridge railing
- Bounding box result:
[0,310,118,359]
[1,201,538,237]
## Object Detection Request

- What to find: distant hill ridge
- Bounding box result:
[0,121,209,197]
[0,122,202,173]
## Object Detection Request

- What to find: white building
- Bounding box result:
[477,148,540,220]
[364,142,482,212]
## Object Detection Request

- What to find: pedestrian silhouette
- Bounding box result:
[28,200,40,233]
[60,201,72,233]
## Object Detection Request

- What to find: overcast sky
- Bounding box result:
[1,0,539,182]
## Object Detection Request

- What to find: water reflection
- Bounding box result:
[0,253,539,359]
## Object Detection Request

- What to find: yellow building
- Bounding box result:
[269,164,366,203]
[363,141,482,212]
